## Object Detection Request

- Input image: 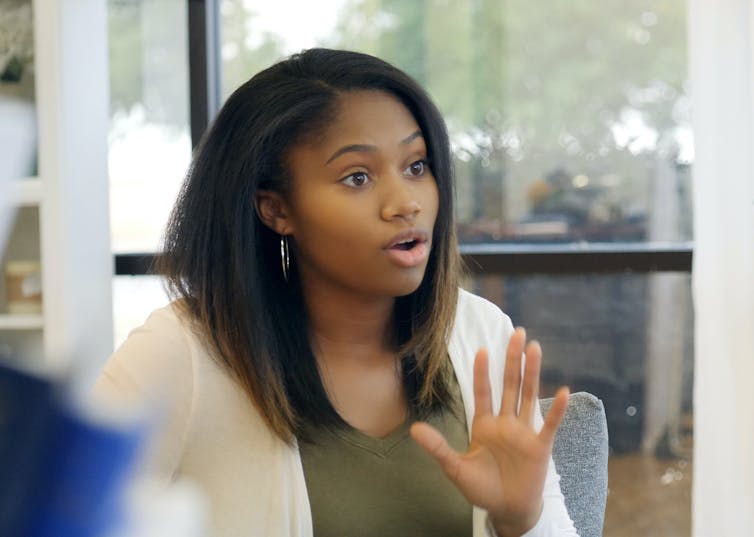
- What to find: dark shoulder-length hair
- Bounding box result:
[159,48,461,444]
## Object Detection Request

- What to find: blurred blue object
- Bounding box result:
[0,361,148,537]
[0,362,57,536]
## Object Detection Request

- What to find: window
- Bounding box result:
[108,0,191,344]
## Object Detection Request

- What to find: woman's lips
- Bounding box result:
[383,228,430,267]
[384,240,429,268]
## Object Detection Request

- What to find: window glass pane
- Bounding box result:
[112,275,170,348]
[469,272,693,536]
[108,0,190,344]
[108,0,191,254]
[220,0,692,244]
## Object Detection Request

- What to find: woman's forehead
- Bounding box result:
[316,90,424,150]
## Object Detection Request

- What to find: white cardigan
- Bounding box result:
[94,289,578,537]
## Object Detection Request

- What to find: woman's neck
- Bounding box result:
[301,281,397,365]
[300,280,409,437]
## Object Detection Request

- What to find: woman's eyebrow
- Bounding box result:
[325,143,376,165]
[325,130,424,165]
[399,130,424,146]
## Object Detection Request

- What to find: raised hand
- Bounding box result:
[410,327,570,536]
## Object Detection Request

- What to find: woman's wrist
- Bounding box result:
[488,501,543,537]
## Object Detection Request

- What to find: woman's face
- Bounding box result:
[283,90,440,300]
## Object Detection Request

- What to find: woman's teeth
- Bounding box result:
[393,240,416,250]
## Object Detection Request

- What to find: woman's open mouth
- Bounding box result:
[384,230,430,268]
[392,239,418,250]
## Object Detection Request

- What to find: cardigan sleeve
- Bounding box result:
[91,305,195,484]
[515,442,579,536]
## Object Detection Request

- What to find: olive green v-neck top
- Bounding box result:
[298,374,472,537]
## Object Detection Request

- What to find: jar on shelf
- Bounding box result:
[5,260,42,314]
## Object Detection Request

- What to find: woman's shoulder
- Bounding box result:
[93,302,205,484]
[450,288,515,368]
[454,288,514,334]
[98,301,207,391]
[121,301,205,351]
[135,300,194,332]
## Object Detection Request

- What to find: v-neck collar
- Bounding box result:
[329,418,413,458]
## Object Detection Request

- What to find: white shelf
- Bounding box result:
[11,177,43,207]
[0,313,44,330]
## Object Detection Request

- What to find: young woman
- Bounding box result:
[95,48,577,537]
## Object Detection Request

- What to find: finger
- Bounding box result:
[539,386,570,446]
[500,327,525,415]
[519,340,542,425]
[473,349,493,417]
[410,422,463,482]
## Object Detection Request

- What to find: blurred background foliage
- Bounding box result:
[108,0,689,238]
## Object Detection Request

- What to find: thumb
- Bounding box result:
[410,422,462,482]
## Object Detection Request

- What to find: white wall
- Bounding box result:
[34,0,113,373]
[689,1,754,535]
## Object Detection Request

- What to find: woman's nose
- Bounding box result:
[380,177,421,222]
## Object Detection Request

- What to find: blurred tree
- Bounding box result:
[108,1,144,117]
[108,1,190,135]
[106,0,688,235]
[107,0,285,122]
[324,0,687,231]
[219,0,285,99]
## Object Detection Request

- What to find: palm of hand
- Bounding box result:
[410,328,569,536]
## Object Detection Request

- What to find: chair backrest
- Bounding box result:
[540,392,609,537]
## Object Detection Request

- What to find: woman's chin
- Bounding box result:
[386,270,428,298]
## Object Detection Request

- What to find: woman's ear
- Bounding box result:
[254,190,294,235]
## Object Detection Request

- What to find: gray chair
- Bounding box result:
[540,392,609,537]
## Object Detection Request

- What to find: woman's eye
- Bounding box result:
[405,159,427,177]
[341,171,370,188]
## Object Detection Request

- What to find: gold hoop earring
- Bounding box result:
[280,235,290,282]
